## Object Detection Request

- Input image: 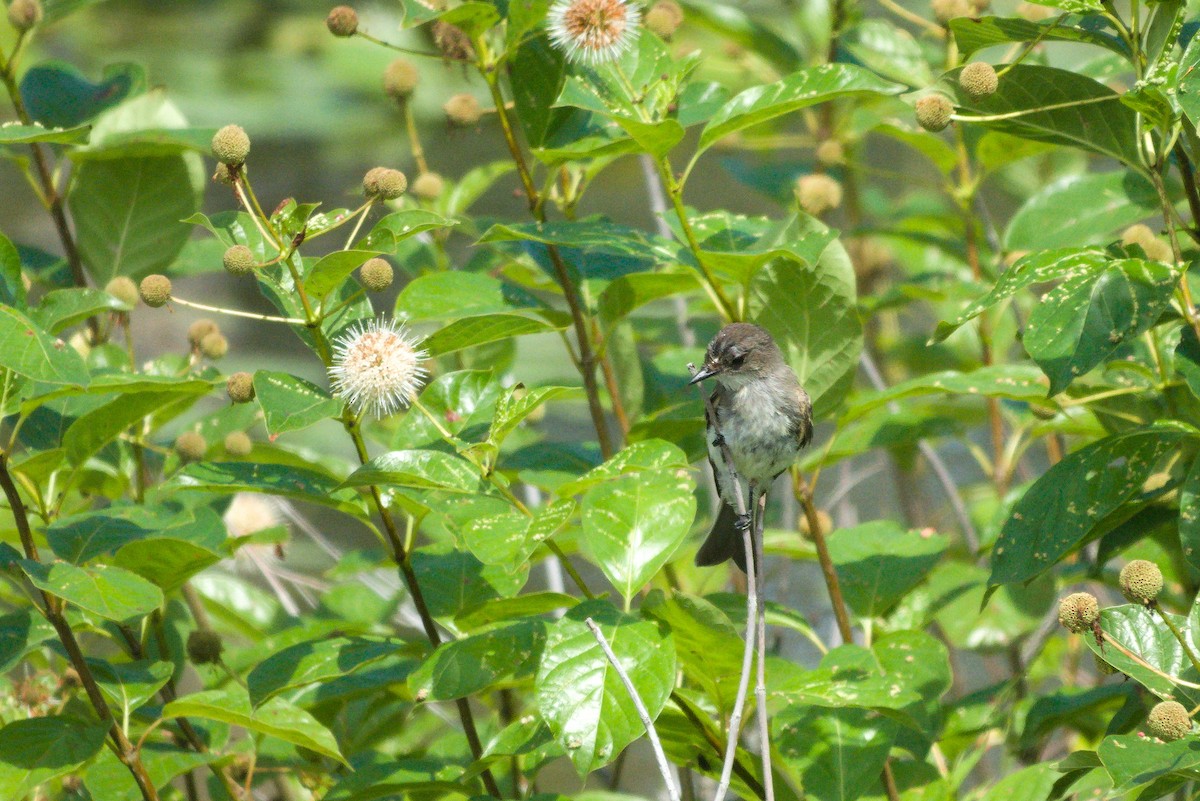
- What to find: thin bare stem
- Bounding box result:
[585,618,681,801]
[752,489,775,801]
[795,474,855,644]
[170,295,306,325]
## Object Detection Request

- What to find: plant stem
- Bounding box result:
[670,691,766,799]
[794,473,854,644]
[170,295,307,325]
[478,62,614,458]
[0,454,161,801]
[657,161,739,321]
[751,489,775,801]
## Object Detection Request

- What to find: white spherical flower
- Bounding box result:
[547,0,641,65]
[328,318,428,417]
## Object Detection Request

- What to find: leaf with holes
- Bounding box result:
[1082,603,1200,708]
[463,498,575,570]
[774,706,897,801]
[254,371,341,436]
[409,618,547,701]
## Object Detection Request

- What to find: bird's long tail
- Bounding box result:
[694,504,749,573]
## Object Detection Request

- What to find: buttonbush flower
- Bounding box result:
[328,318,427,417]
[547,0,641,65]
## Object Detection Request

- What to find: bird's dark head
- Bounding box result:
[688,323,784,387]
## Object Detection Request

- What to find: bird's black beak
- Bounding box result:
[688,364,719,385]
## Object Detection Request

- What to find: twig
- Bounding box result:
[795,475,855,644]
[689,363,759,801]
[640,154,694,348]
[752,488,775,801]
[585,617,681,801]
[169,295,306,325]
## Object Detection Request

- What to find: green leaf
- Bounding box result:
[455,591,579,631]
[47,503,224,564]
[1180,457,1200,573]
[422,313,566,357]
[1023,258,1179,394]
[558,439,689,495]
[323,758,467,801]
[0,305,87,385]
[951,15,1127,58]
[463,499,575,570]
[489,384,580,446]
[0,122,91,144]
[395,271,544,320]
[828,521,948,618]
[357,209,456,253]
[253,371,341,436]
[82,745,214,801]
[341,449,484,493]
[31,288,126,333]
[18,560,163,622]
[1098,732,1200,790]
[87,659,173,720]
[509,34,570,148]
[774,706,897,801]
[409,618,547,701]
[1004,171,1159,251]
[933,248,1107,342]
[21,61,141,128]
[411,547,529,618]
[167,461,366,518]
[839,20,932,87]
[843,364,1050,422]
[1083,603,1200,706]
[63,386,211,465]
[0,611,55,673]
[303,250,381,300]
[0,231,24,310]
[979,764,1060,801]
[162,687,346,764]
[68,155,201,283]
[392,369,501,448]
[749,244,862,418]
[536,600,676,775]
[698,64,903,153]
[989,426,1193,586]
[948,64,1140,165]
[580,470,696,606]
[479,218,676,271]
[641,591,746,713]
[597,270,699,329]
[0,716,108,801]
[247,636,398,707]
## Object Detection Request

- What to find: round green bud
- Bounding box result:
[1119,559,1164,604]
[815,139,845,166]
[383,59,420,100]
[359,258,394,292]
[200,331,228,360]
[1147,700,1192,741]
[931,0,971,23]
[104,276,139,308]
[959,62,999,99]
[139,274,172,308]
[223,431,253,457]
[187,318,219,348]
[226,371,256,403]
[223,244,256,276]
[1057,591,1100,634]
[795,173,843,217]
[644,0,684,37]
[443,93,483,126]
[8,0,42,31]
[412,171,444,200]
[211,124,250,167]
[363,167,407,200]
[186,630,223,665]
[915,94,955,132]
[325,5,358,36]
[175,431,207,463]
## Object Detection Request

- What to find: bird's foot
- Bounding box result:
[712,433,726,448]
[734,513,752,532]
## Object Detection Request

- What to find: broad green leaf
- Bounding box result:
[509,34,570,148]
[0,716,108,801]
[68,155,200,283]
[1083,603,1200,707]
[0,611,55,673]
[31,288,126,333]
[641,591,746,712]
[455,591,579,631]
[933,248,1107,341]
[557,439,690,495]
[0,305,87,385]
[597,270,699,328]
[341,449,484,493]
[773,648,923,713]
[167,461,366,518]
[489,385,579,446]
[409,618,546,700]
[1004,171,1159,251]
[411,547,529,618]
[82,745,214,801]
[463,499,575,570]
[247,636,398,707]
[18,560,163,621]
[928,562,1055,650]
[47,503,224,564]
[323,758,467,801]
[21,61,141,128]
[1024,258,1179,394]
[535,600,676,775]
[1176,30,1200,128]
[774,706,897,801]
[698,64,903,153]
[396,271,543,320]
[254,371,341,436]
[63,386,210,465]
[949,64,1139,165]
[0,122,91,144]
[392,369,501,448]
[990,426,1193,586]
[839,20,932,87]
[828,521,948,618]
[1098,732,1200,790]
[422,313,566,356]
[749,245,862,419]
[979,764,1060,801]
[0,231,24,310]
[479,218,676,270]
[303,249,381,300]
[843,364,1049,422]
[162,687,346,763]
[951,15,1127,58]
[581,470,696,606]
[356,209,456,253]
[1180,457,1200,573]
[87,659,173,719]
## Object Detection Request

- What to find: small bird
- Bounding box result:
[689,323,812,571]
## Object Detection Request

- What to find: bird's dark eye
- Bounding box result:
[730,353,745,368]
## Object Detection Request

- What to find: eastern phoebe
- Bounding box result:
[688,323,813,571]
